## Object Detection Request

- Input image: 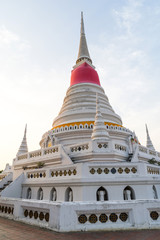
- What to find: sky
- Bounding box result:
[0,0,160,169]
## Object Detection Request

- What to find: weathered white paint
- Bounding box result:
[1,14,160,232]
[0,198,160,232]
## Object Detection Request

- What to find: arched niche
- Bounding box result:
[37,187,43,200]
[46,136,52,148]
[96,186,108,201]
[123,186,135,200]
[50,187,57,201]
[45,134,55,148]
[26,187,32,199]
[65,187,73,202]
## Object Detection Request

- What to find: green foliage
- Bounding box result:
[37,162,45,168]
[22,162,45,170]
[148,158,159,165]
[0,170,3,174]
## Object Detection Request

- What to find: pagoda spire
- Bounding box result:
[76,12,92,65]
[16,124,28,156]
[145,124,155,151]
[91,94,109,140]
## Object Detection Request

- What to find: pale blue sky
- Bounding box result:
[0,0,160,169]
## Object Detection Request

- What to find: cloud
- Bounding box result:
[0,25,19,45]
[90,1,160,149]
[0,25,31,85]
[0,25,30,50]
[113,0,144,34]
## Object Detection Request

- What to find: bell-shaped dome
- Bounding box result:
[70,62,100,86]
[40,13,123,148]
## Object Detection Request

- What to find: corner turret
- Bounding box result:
[16,124,28,156]
[146,124,155,151]
[91,94,109,140]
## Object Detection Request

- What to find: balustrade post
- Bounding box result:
[41,148,44,156]
[48,204,61,230]
[13,200,24,219]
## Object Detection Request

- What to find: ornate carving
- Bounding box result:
[78,214,87,224]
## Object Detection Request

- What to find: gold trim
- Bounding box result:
[52,121,123,130]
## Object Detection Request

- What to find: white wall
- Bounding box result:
[1,173,24,198]
[0,198,160,232]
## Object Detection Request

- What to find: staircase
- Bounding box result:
[0,173,13,195]
[0,181,12,192]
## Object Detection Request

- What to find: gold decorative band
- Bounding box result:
[52,121,123,130]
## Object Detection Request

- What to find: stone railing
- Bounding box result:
[149,210,160,221]
[78,211,129,224]
[30,150,42,158]
[27,171,46,179]
[0,198,160,231]
[97,142,108,149]
[50,168,77,178]
[17,146,59,161]
[115,144,127,152]
[139,146,160,159]
[17,153,28,161]
[147,166,160,175]
[18,154,28,160]
[0,199,50,228]
[70,143,89,154]
[44,147,58,155]
[23,207,49,223]
[149,150,156,156]
[89,165,137,175]
[0,204,14,215]
[139,146,148,153]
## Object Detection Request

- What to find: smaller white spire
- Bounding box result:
[91,94,109,140]
[16,124,28,156]
[145,124,155,151]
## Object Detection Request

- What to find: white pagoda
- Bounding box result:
[0,13,160,232]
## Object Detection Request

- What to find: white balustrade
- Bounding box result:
[139,146,147,153]
[17,146,59,161]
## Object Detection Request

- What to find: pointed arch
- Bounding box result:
[50,187,57,201]
[37,187,43,200]
[84,123,88,129]
[26,187,32,199]
[96,186,108,201]
[123,186,135,200]
[65,187,73,202]
[46,136,52,148]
